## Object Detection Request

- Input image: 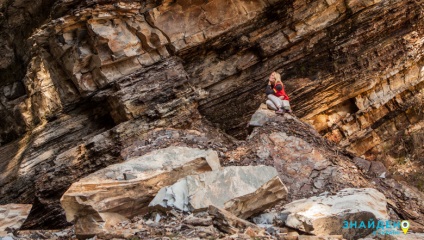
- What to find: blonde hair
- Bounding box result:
[273,72,283,86]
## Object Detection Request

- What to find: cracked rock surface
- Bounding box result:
[0,0,423,238]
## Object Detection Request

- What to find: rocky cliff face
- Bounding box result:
[0,0,423,234]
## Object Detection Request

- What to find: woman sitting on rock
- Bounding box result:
[265,72,292,114]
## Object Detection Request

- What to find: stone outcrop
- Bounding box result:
[281,188,389,239]
[248,104,276,127]
[230,111,424,229]
[0,204,32,237]
[2,106,423,239]
[0,57,209,229]
[240,112,361,200]
[224,176,288,219]
[149,166,286,215]
[0,0,423,236]
[61,146,220,237]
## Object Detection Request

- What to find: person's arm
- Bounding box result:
[266,73,276,95]
[279,88,290,100]
[266,84,274,95]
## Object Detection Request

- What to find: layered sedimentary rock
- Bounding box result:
[0,0,423,232]
[149,166,287,215]
[61,146,220,236]
[237,109,424,230]
[224,176,288,219]
[0,204,32,237]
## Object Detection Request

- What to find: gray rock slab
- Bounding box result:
[281,188,389,239]
[248,104,274,127]
[224,176,288,219]
[61,146,220,237]
[252,212,279,225]
[369,161,387,178]
[149,165,279,213]
[352,157,371,172]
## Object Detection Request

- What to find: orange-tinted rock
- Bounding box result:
[0,0,423,233]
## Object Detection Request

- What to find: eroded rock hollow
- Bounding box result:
[0,0,423,236]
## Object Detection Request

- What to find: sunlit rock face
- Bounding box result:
[239,110,424,232]
[61,146,221,237]
[0,0,423,230]
[282,188,389,239]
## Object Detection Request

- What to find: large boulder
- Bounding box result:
[224,176,288,219]
[281,188,389,239]
[248,104,275,127]
[61,146,220,237]
[149,166,286,217]
[0,204,32,237]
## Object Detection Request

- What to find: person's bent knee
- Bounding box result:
[266,100,278,110]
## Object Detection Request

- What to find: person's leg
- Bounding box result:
[266,100,278,110]
[282,100,292,112]
[267,95,282,109]
[268,95,285,114]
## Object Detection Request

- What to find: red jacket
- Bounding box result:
[273,83,290,100]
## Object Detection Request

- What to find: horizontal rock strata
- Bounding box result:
[0,0,422,233]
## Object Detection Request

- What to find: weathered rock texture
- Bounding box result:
[228,111,424,230]
[208,205,261,235]
[224,176,288,219]
[61,146,220,237]
[0,204,32,236]
[149,166,287,215]
[248,103,276,127]
[0,0,423,233]
[281,188,389,239]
